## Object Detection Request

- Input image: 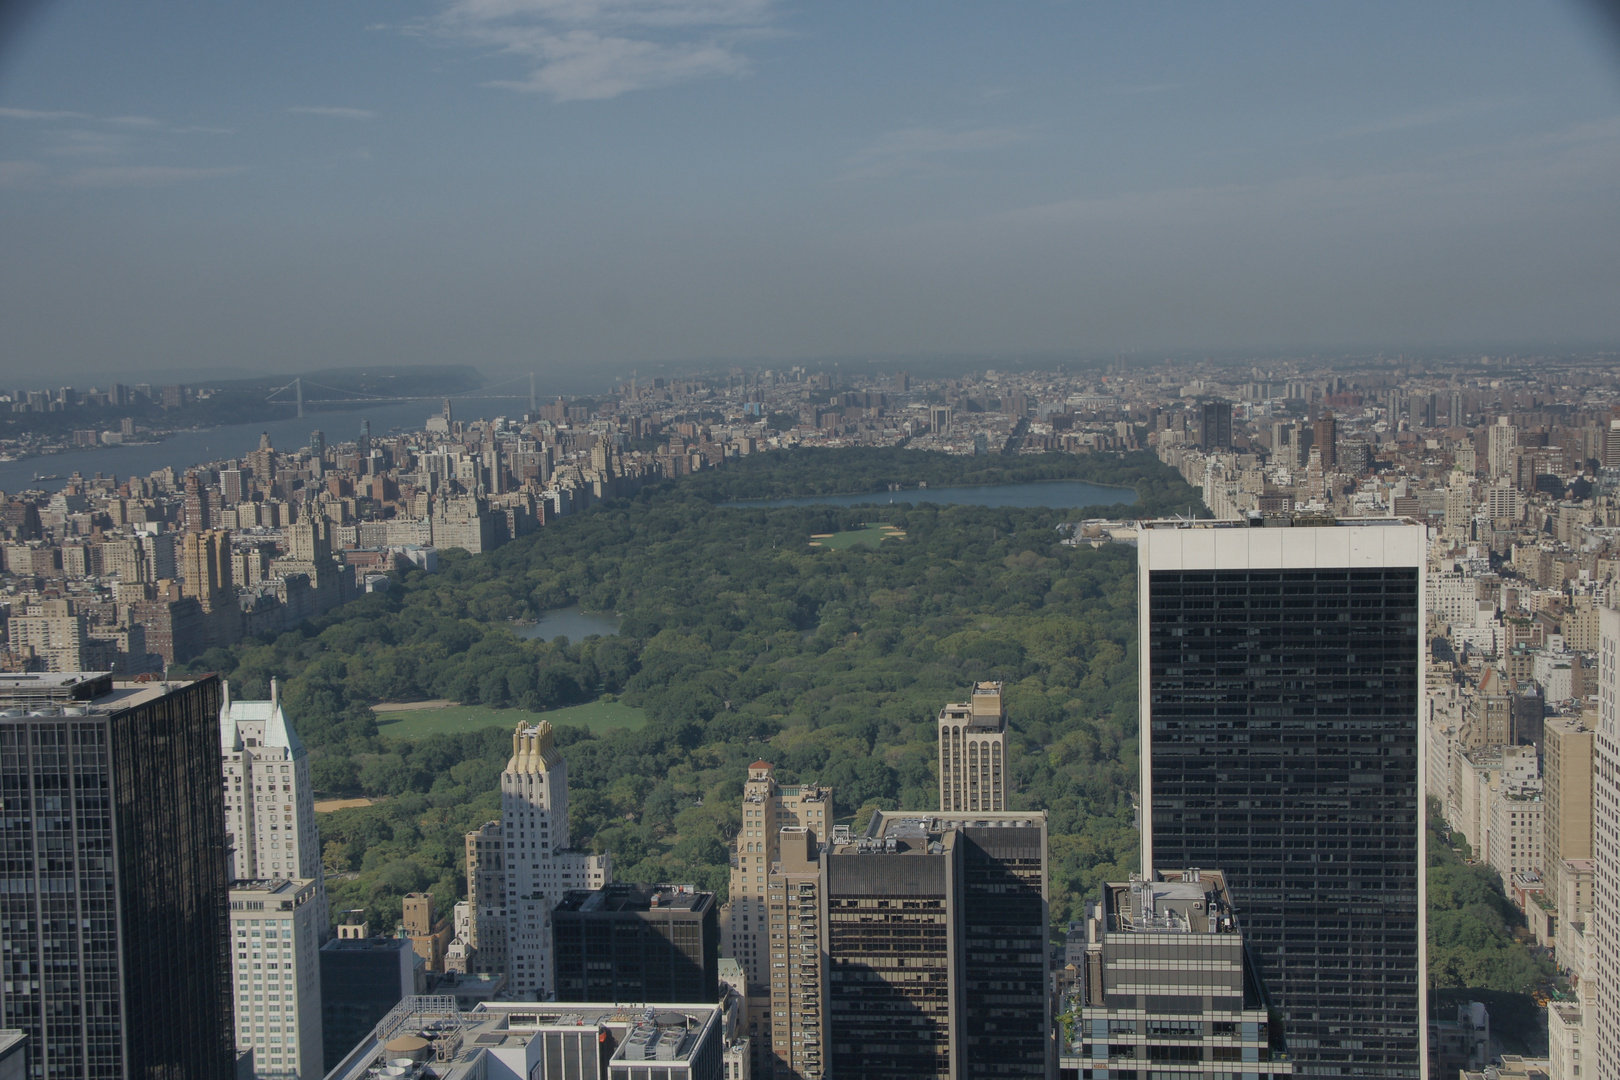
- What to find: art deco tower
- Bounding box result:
[937,681,1010,812]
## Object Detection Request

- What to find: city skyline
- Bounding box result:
[1,3,1618,382]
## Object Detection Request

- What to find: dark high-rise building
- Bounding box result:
[1315,411,1338,469]
[1200,400,1233,452]
[1139,520,1426,1078]
[824,810,1049,1080]
[553,884,719,1004]
[317,923,418,1073]
[0,673,234,1080]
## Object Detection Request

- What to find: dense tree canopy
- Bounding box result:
[184,450,1192,932]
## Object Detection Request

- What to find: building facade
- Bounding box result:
[824,810,1049,1080]
[1593,607,1620,1080]
[1066,869,1292,1078]
[760,827,824,1080]
[463,821,508,976]
[0,673,234,1080]
[1139,521,1426,1078]
[229,878,324,1080]
[220,679,325,929]
[718,762,832,1075]
[936,681,1011,813]
[553,883,719,1004]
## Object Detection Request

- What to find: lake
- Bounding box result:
[0,396,531,494]
[736,479,1137,510]
[512,606,622,642]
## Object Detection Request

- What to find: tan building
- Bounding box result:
[1545,716,1595,920]
[761,827,825,1080]
[1592,607,1620,1077]
[718,762,832,1077]
[7,600,87,672]
[937,681,1011,812]
[402,892,452,973]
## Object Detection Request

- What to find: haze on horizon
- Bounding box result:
[2,0,1619,389]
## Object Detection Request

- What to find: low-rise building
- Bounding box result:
[323,998,732,1080]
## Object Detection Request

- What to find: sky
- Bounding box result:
[1,1,1619,390]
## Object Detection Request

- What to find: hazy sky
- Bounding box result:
[2,1,1619,388]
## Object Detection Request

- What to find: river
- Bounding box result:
[0,396,530,493]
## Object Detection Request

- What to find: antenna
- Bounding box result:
[529,372,536,415]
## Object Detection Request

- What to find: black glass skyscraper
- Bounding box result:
[1139,522,1425,1079]
[0,674,234,1080]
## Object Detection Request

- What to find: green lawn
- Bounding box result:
[809,523,904,550]
[373,698,648,740]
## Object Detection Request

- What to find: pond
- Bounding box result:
[734,478,1137,510]
[512,606,621,642]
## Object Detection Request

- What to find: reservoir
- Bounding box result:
[513,606,621,642]
[737,479,1138,511]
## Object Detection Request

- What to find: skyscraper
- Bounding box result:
[1200,400,1233,452]
[0,672,234,1080]
[500,721,613,1000]
[1315,410,1338,469]
[1592,607,1620,1080]
[937,681,1010,812]
[824,810,1049,1080]
[1139,520,1425,1078]
[220,680,326,928]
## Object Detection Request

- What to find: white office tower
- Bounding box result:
[230,878,325,1080]
[1593,607,1620,1080]
[221,679,327,930]
[501,720,612,999]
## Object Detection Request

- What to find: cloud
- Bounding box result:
[287,106,377,120]
[65,164,246,188]
[0,160,46,186]
[43,129,132,158]
[838,125,1036,182]
[1314,100,1509,142]
[1106,83,1183,97]
[105,115,164,128]
[0,106,90,121]
[424,0,775,101]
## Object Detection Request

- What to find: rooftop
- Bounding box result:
[555,883,712,914]
[1102,869,1236,935]
[831,810,1045,856]
[324,997,723,1080]
[0,675,199,717]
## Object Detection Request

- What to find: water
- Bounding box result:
[0,396,531,494]
[512,606,621,642]
[736,479,1137,511]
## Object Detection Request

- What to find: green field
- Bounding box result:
[809,523,903,550]
[374,699,648,740]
